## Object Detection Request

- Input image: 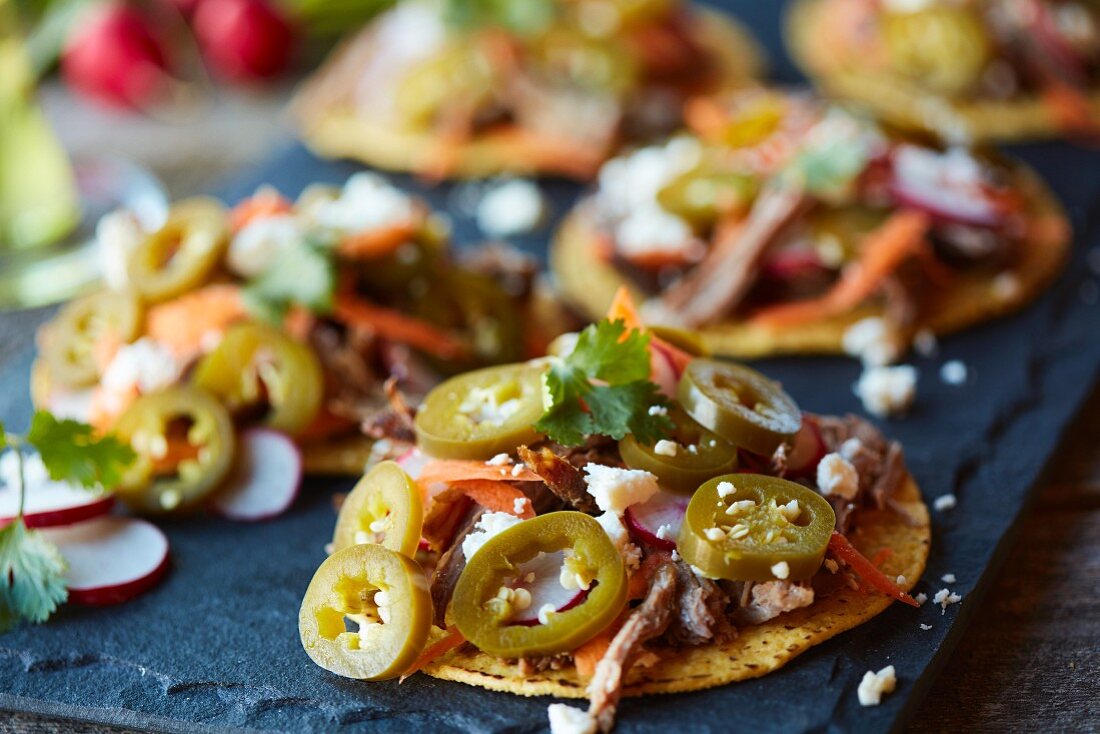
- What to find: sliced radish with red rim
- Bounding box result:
[41,516,170,605]
[624,491,689,551]
[509,550,589,626]
[0,453,114,528]
[210,428,301,522]
[395,447,431,481]
[786,415,827,479]
[889,145,1007,228]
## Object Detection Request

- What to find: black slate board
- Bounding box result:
[3,2,1100,731]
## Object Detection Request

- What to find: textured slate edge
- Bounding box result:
[0,693,247,734]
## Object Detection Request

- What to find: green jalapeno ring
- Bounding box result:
[113,385,236,515]
[299,543,433,681]
[618,408,738,494]
[333,461,424,557]
[414,362,545,460]
[678,359,801,457]
[127,197,229,303]
[42,289,144,388]
[192,321,324,436]
[678,474,835,582]
[452,512,627,658]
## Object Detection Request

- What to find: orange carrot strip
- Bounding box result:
[449,480,535,518]
[1042,83,1100,138]
[146,284,248,359]
[828,531,919,608]
[573,623,620,678]
[332,294,468,360]
[607,285,645,331]
[418,459,541,485]
[400,627,467,682]
[752,210,931,327]
[230,189,292,232]
[338,222,419,260]
[871,547,894,567]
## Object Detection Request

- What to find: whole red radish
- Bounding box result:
[192,0,295,82]
[61,2,176,109]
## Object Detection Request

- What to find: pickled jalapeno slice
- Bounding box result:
[127,197,229,303]
[333,461,424,558]
[41,289,143,387]
[618,408,737,494]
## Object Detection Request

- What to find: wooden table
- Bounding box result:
[2,87,1097,733]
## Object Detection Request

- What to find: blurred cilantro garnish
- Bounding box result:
[242,236,336,323]
[443,0,556,35]
[536,319,673,446]
[26,412,135,490]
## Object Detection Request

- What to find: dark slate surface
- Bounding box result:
[3,1,1100,732]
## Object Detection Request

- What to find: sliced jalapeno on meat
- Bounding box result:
[678,474,835,582]
[882,7,991,97]
[678,359,801,456]
[656,167,758,228]
[395,42,497,129]
[333,461,423,557]
[414,363,544,460]
[127,197,229,303]
[452,512,627,658]
[619,408,737,493]
[192,321,323,436]
[113,385,235,514]
[41,289,143,387]
[299,543,432,680]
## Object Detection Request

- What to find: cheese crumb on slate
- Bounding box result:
[933,588,963,614]
[855,365,917,417]
[548,703,596,734]
[933,494,957,511]
[476,179,546,237]
[913,328,939,357]
[842,317,901,366]
[939,360,968,386]
[914,592,928,606]
[817,453,859,500]
[857,665,897,706]
[941,573,956,584]
[920,623,933,631]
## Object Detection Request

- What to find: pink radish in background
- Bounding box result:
[42,516,170,605]
[624,491,689,551]
[0,453,114,528]
[192,0,295,82]
[509,551,590,626]
[210,428,301,522]
[786,415,827,479]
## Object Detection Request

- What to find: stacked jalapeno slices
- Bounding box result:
[300,352,839,679]
[32,178,540,518]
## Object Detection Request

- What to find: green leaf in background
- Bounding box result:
[785,110,875,201]
[442,0,556,35]
[25,411,135,490]
[0,518,68,633]
[242,235,336,323]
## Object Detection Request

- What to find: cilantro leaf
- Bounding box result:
[0,519,68,633]
[0,422,6,451]
[243,236,336,323]
[535,319,673,447]
[443,0,555,35]
[25,412,135,490]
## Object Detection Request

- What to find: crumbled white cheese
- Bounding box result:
[513,497,529,515]
[595,511,641,570]
[313,173,415,234]
[458,386,523,425]
[647,405,668,417]
[101,338,182,396]
[596,138,701,217]
[842,317,901,367]
[816,453,859,500]
[896,575,907,585]
[653,440,679,457]
[227,213,301,278]
[583,465,659,514]
[461,512,523,561]
[941,573,956,584]
[855,365,917,418]
[933,494,957,512]
[670,549,681,561]
[475,179,546,237]
[511,464,525,478]
[991,272,1021,301]
[939,360,968,386]
[716,481,736,499]
[913,328,938,358]
[655,524,673,540]
[725,499,757,517]
[857,665,897,706]
[486,453,511,466]
[920,623,933,631]
[933,588,963,614]
[914,592,928,606]
[704,527,726,542]
[771,561,790,580]
[96,209,147,290]
[615,206,701,261]
[547,703,597,734]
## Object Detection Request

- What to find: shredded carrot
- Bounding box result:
[422,493,474,552]
[282,305,315,342]
[448,479,535,518]
[573,623,620,678]
[752,210,932,327]
[428,125,605,181]
[871,547,893,567]
[230,189,292,232]
[828,531,919,608]
[400,627,467,682]
[338,222,419,260]
[418,459,540,486]
[150,437,201,474]
[333,294,468,360]
[607,285,645,332]
[146,284,248,359]
[683,96,731,140]
[1042,82,1100,139]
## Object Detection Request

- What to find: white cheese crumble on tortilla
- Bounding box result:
[583,465,659,514]
[817,453,859,500]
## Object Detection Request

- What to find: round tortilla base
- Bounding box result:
[550,168,1069,360]
[423,476,929,698]
[295,10,764,179]
[785,0,1100,142]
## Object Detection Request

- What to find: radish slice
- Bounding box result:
[41,516,170,605]
[649,343,682,398]
[624,491,689,551]
[510,550,588,626]
[44,388,96,424]
[786,416,827,478]
[210,428,301,522]
[760,249,829,282]
[889,145,1006,228]
[0,453,114,528]
[395,446,431,481]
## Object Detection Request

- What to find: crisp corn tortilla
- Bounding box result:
[786,0,1100,142]
[550,165,1070,359]
[423,476,929,697]
[294,10,764,179]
